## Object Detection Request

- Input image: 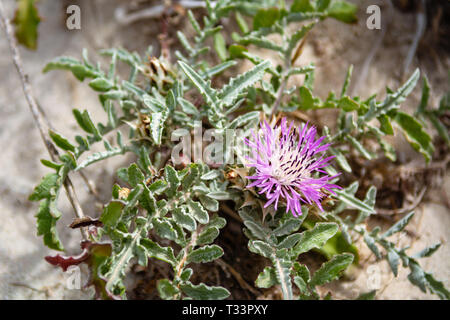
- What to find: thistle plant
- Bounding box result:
[23,0,449,300]
[245,118,340,216]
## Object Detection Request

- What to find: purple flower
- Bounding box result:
[244,118,340,217]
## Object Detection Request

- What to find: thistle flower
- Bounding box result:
[245,118,340,217]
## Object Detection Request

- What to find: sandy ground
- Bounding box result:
[0,0,448,299]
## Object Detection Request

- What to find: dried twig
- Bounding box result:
[215,258,261,297]
[0,1,88,240]
[403,0,426,76]
[115,0,213,25]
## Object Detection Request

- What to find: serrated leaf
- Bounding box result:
[392,111,434,162]
[76,148,123,170]
[178,61,219,109]
[310,253,354,286]
[35,199,64,251]
[335,187,375,214]
[381,211,415,238]
[424,273,450,300]
[228,111,260,129]
[293,223,339,256]
[363,234,381,259]
[152,218,178,242]
[255,266,278,288]
[180,282,230,300]
[150,110,169,145]
[219,60,271,108]
[187,245,223,263]
[412,243,441,259]
[140,238,176,267]
[29,173,59,201]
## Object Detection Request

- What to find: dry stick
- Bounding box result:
[351,1,393,96]
[215,258,261,297]
[403,0,426,77]
[0,1,88,240]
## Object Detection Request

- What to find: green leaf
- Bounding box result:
[152,218,178,242]
[35,199,64,251]
[219,60,271,108]
[255,267,278,288]
[127,164,145,187]
[381,211,415,238]
[187,245,224,263]
[253,7,280,30]
[412,243,441,259]
[206,191,231,200]
[172,207,197,232]
[199,195,219,212]
[347,134,374,160]
[178,61,219,109]
[378,114,394,135]
[157,279,179,300]
[387,249,400,277]
[424,273,450,300]
[178,97,199,116]
[48,130,76,152]
[164,165,180,197]
[335,186,375,214]
[228,111,260,129]
[327,1,358,23]
[140,238,176,267]
[392,111,434,162]
[329,147,352,172]
[214,32,227,61]
[243,220,269,241]
[407,261,427,293]
[196,227,220,246]
[248,240,273,258]
[273,217,302,237]
[187,199,210,224]
[89,78,114,92]
[292,223,339,256]
[43,57,98,81]
[13,0,40,50]
[29,173,59,201]
[76,148,123,170]
[291,0,314,12]
[277,234,302,249]
[363,234,382,259]
[310,253,354,286]
[100,201,124,229]
[180,282,230,300]
[150,111,169,145]
[286,22,315,57]
[356,290,376,300]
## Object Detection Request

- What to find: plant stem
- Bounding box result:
[0,1,88,240]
